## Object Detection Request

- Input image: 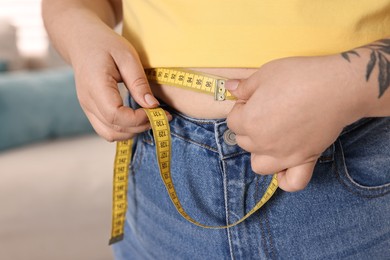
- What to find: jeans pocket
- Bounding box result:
[335,139,390,198]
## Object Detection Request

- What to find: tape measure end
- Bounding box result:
[109,234,124,245]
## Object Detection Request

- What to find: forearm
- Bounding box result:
[341,37,390,117]
[42,0,122,64]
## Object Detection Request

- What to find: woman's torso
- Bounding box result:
[122,0,390,118]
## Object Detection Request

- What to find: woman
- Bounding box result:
[42,0,390,259]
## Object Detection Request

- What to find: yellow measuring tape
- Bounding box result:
[109,68,279,245]
[145,68,236,101]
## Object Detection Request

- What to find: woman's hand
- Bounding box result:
[42,0,165,142]
[226,55,366,191]
[71,26,162,141]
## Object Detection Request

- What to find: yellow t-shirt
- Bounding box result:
[122,0,390,68]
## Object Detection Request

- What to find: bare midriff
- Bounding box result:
[150,68,258,119]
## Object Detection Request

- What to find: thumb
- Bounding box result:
[277,161,317,192]
[225,78,256,101]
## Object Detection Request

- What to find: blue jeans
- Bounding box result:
[113,103,390,259]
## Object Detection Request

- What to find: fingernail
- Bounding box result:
[225,80,239,91]
[144,93,160,106]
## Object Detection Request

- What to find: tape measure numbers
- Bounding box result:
[109,68,279,245]
[145,68,235,101]
[109,140,132,245]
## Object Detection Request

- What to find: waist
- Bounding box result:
[150,67,257,119]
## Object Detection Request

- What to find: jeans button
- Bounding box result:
[223,129,237,146]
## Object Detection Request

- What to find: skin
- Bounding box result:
[226,46,390,192]
[42,0,163,142]
[42,0,390,192]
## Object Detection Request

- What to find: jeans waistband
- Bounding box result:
[131,97,374,161]
[149,103,248,159]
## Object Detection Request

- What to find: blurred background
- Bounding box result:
[0,0,115,259]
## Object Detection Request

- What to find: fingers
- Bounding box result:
[250,154,286,174]
[276,161,316,192]
[92,84,150,127]
[79,75,171,142]
[112,44,159,108]
[235,134,257,152]
[71,32,164,142]
[85,110,151,142]
[84,102,172,142]
[250,153,317,192]
[227,100,248,135]
[225,77,257,101]
[78,44,163,142]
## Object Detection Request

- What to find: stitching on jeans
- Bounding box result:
[264,202,277,260]
[171,132,219,153]
[333,162,376,198]
[142,126,219,153]
[334,140,390,198]
[340,118,372,136]
[254,175,260,202]
[214,123,235,260]
[220,158,235,260]
[254,176,262,258]
[258,208,269,259]
[257,177,272,259]
[256,176,277,260]
[170,109,225,125]
[222,151,250,160]
[339,140,390,191]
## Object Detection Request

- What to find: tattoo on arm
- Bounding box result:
[341,39,390,98]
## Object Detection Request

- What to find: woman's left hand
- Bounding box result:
[226,55,365,192]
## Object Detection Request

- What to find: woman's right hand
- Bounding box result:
[70,26,162,142]
[42,0,167,142]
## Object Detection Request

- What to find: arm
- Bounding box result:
[341,38,390,117]
[225,37,390,192]
[42,0,161,141]
[42,0,122,63]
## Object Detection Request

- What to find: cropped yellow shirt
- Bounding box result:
[122,0,390,68]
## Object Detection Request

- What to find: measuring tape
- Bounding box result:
[145,68,235,101]
[109,68,279,245]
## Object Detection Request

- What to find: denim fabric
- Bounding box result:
[113,104,390,260]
